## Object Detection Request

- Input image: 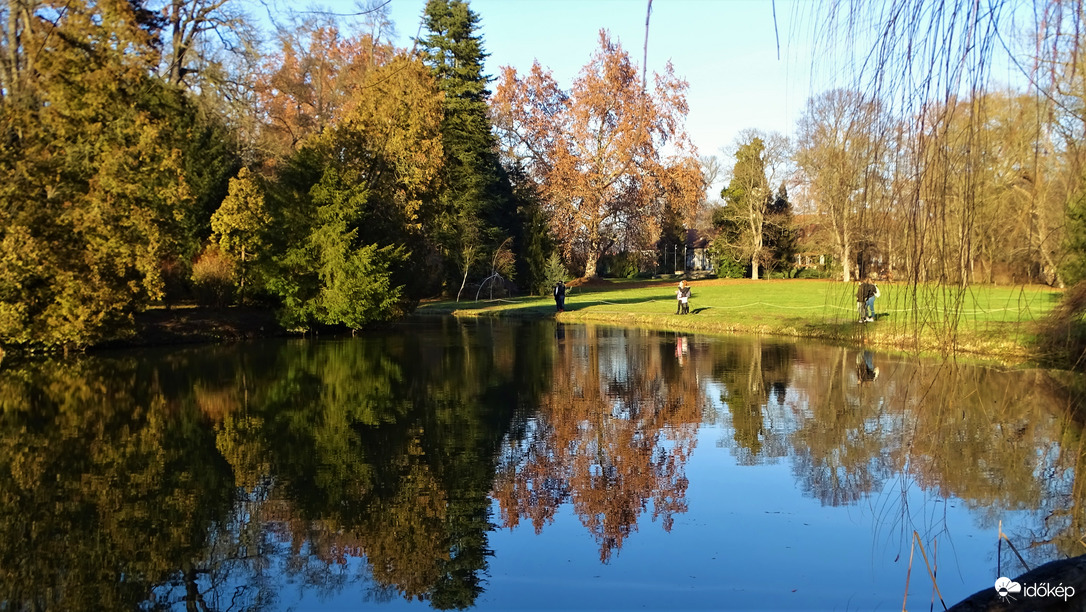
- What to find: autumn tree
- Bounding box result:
[210,167,269,299]
[262,53,443,329]
[254,16,392,160]
[492,31,703,278]
[0,0,195,347]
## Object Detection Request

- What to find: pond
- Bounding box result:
[0,318,1083,611]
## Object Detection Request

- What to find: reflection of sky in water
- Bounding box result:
[117,323,1084,609]
[189,430,1036,611]
[477,424,1020,611]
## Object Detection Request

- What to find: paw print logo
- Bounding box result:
[994,577,1022,602]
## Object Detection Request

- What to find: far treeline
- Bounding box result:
[2,0,1086,356]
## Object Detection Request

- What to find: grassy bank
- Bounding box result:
[417,278,1060,363]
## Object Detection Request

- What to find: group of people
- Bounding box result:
[552,275,881,323]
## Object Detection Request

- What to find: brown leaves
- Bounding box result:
[254,21,396,159]
[492,31,704,277]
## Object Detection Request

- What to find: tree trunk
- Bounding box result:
[584,255,599,278]
[457,265,469,302]
[585,223,601,278]
[239,245,246,303]
[841,242,851,283]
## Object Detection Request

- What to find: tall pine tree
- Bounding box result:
[419,0,521,298]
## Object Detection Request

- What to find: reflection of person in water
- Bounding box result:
[675,336,689,364]
[856,350,879,383]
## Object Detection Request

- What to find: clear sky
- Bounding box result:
[255,0,1033,167]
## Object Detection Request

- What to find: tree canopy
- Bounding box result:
[492,31,704,278]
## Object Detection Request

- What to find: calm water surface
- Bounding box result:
[1,318,1083,611]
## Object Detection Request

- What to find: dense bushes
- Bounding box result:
[1036,281,1086,371]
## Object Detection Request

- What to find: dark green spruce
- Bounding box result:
[418,0,535,298]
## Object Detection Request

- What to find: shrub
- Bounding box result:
[537,252,568,295]
[192,245,236,308]
[1036,281,1086,371]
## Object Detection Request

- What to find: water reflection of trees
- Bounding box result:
[493,326,707,562]
[0,318,550,611]
[789,346,896,507]
[1,323,1085,610]
[0,356,235,612]
[712,341,1086,567]
[711,338,794,463]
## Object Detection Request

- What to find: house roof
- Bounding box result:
[685,228,711,249]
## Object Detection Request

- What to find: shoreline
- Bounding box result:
[417,278,1057,368]
[0,279,1060,370]
[426,307,1032,367]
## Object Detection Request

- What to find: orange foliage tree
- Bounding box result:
[492,31,704,277]
[254,18,393,159]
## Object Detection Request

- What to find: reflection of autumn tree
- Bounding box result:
[1033,410,1086,560]
[712,338,794,464]
[781,348,1085,566]
[0,357,234,612]
[905,365,1050,508]
[6,325,1086,610]
[494,326,705,562]
[900,366,1086,566]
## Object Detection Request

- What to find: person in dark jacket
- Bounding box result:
[554,280,566,312]
[856,274,880,322]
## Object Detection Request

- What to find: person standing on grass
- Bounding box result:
[679,283,691,314]
[554,280,566,313]
[856,274,880,322]
[676,280,686,314]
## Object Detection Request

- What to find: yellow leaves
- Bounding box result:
[216,413,271,493]
[211,167,269,258]
[325,53,444,224]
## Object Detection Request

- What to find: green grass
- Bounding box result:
[417,278,1061,363]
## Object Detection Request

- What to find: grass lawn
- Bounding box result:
[417,278,1061,362]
